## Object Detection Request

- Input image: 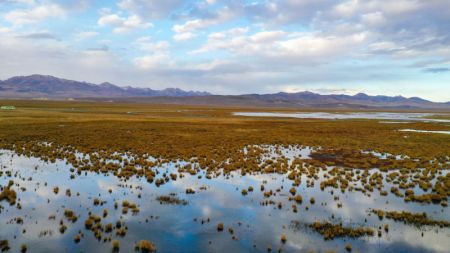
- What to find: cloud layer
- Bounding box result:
[0,0,449,101]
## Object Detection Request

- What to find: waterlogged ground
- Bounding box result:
[234,112,450,123]
[399,129,450,135]
[1,147,449,253]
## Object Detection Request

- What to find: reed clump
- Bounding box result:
[112,240,120,252]
[371,209,450,227]
[156,195,188,205]
[64,209,78,223]
[135,240,156,253]
[309,221,374,240]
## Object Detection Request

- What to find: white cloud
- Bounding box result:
[4,4,66,25]
[208,27,248,40]
[133,37,172,69]
[332,0,359,18]
[361,12,386,27]
[0,26,12,33]
[135,36,170,52]
[98,13,152,34]
[173,32,195,41]
[332,0,421,19]
[118,0,183,19]
[250,30,285,43]
[171,6,236,41]
[194,29,368,66]
[1,0,35,4]
[133,54,172,69]
[277,32,367,59]
[0,29,133,84]
[98,14,123,26]
[76,31,98,40]
[244,0,334,25]
[172,19,208,33]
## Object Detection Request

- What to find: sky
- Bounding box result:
[0,0,449,102]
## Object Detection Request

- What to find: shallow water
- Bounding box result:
[234,112,450,123]
[399,129,450,135]
[0,149,449,253]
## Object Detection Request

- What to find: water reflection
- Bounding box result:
[0,150,449,253]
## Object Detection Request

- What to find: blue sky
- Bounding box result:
[0,0,449,101]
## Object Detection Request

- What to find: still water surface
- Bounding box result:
[1,149,449,253]
[234,112,450,123]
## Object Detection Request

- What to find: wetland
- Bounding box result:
[0,101,449,253]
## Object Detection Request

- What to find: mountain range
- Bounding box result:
[0,74,449,110]
[0,74,210,98]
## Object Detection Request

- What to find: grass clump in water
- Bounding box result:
[345,244,352,252]
[308,221,374,240]
[280,233,287,243]
[112,240,120,252]
[135,240,156,253]
[0,180,17,205]
[64,209,78,223]
[74,234,81,243]
[0,240,10,252]
[370,209,450,227]
[156,195,188,205]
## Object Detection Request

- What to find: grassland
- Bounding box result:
[0,100,449,160]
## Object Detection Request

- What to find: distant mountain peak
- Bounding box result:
[99,82,115,87]
[298,91,316,94]
[354,92,369,97]
[0,74,211,98]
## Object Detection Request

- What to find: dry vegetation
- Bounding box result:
[0,180,16,205]
[156,194,188,205]
[371,209,450,227]
[307,221,375,240]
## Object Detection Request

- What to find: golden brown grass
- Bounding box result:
[0,100,448,206]
[0,181,17,205]
[371,209,450,227]
[1,100,449,160]
[308,221,375,240]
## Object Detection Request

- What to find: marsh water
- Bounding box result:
[1,148,449,253]
[399,129,450,135]
[234,112,450,123]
